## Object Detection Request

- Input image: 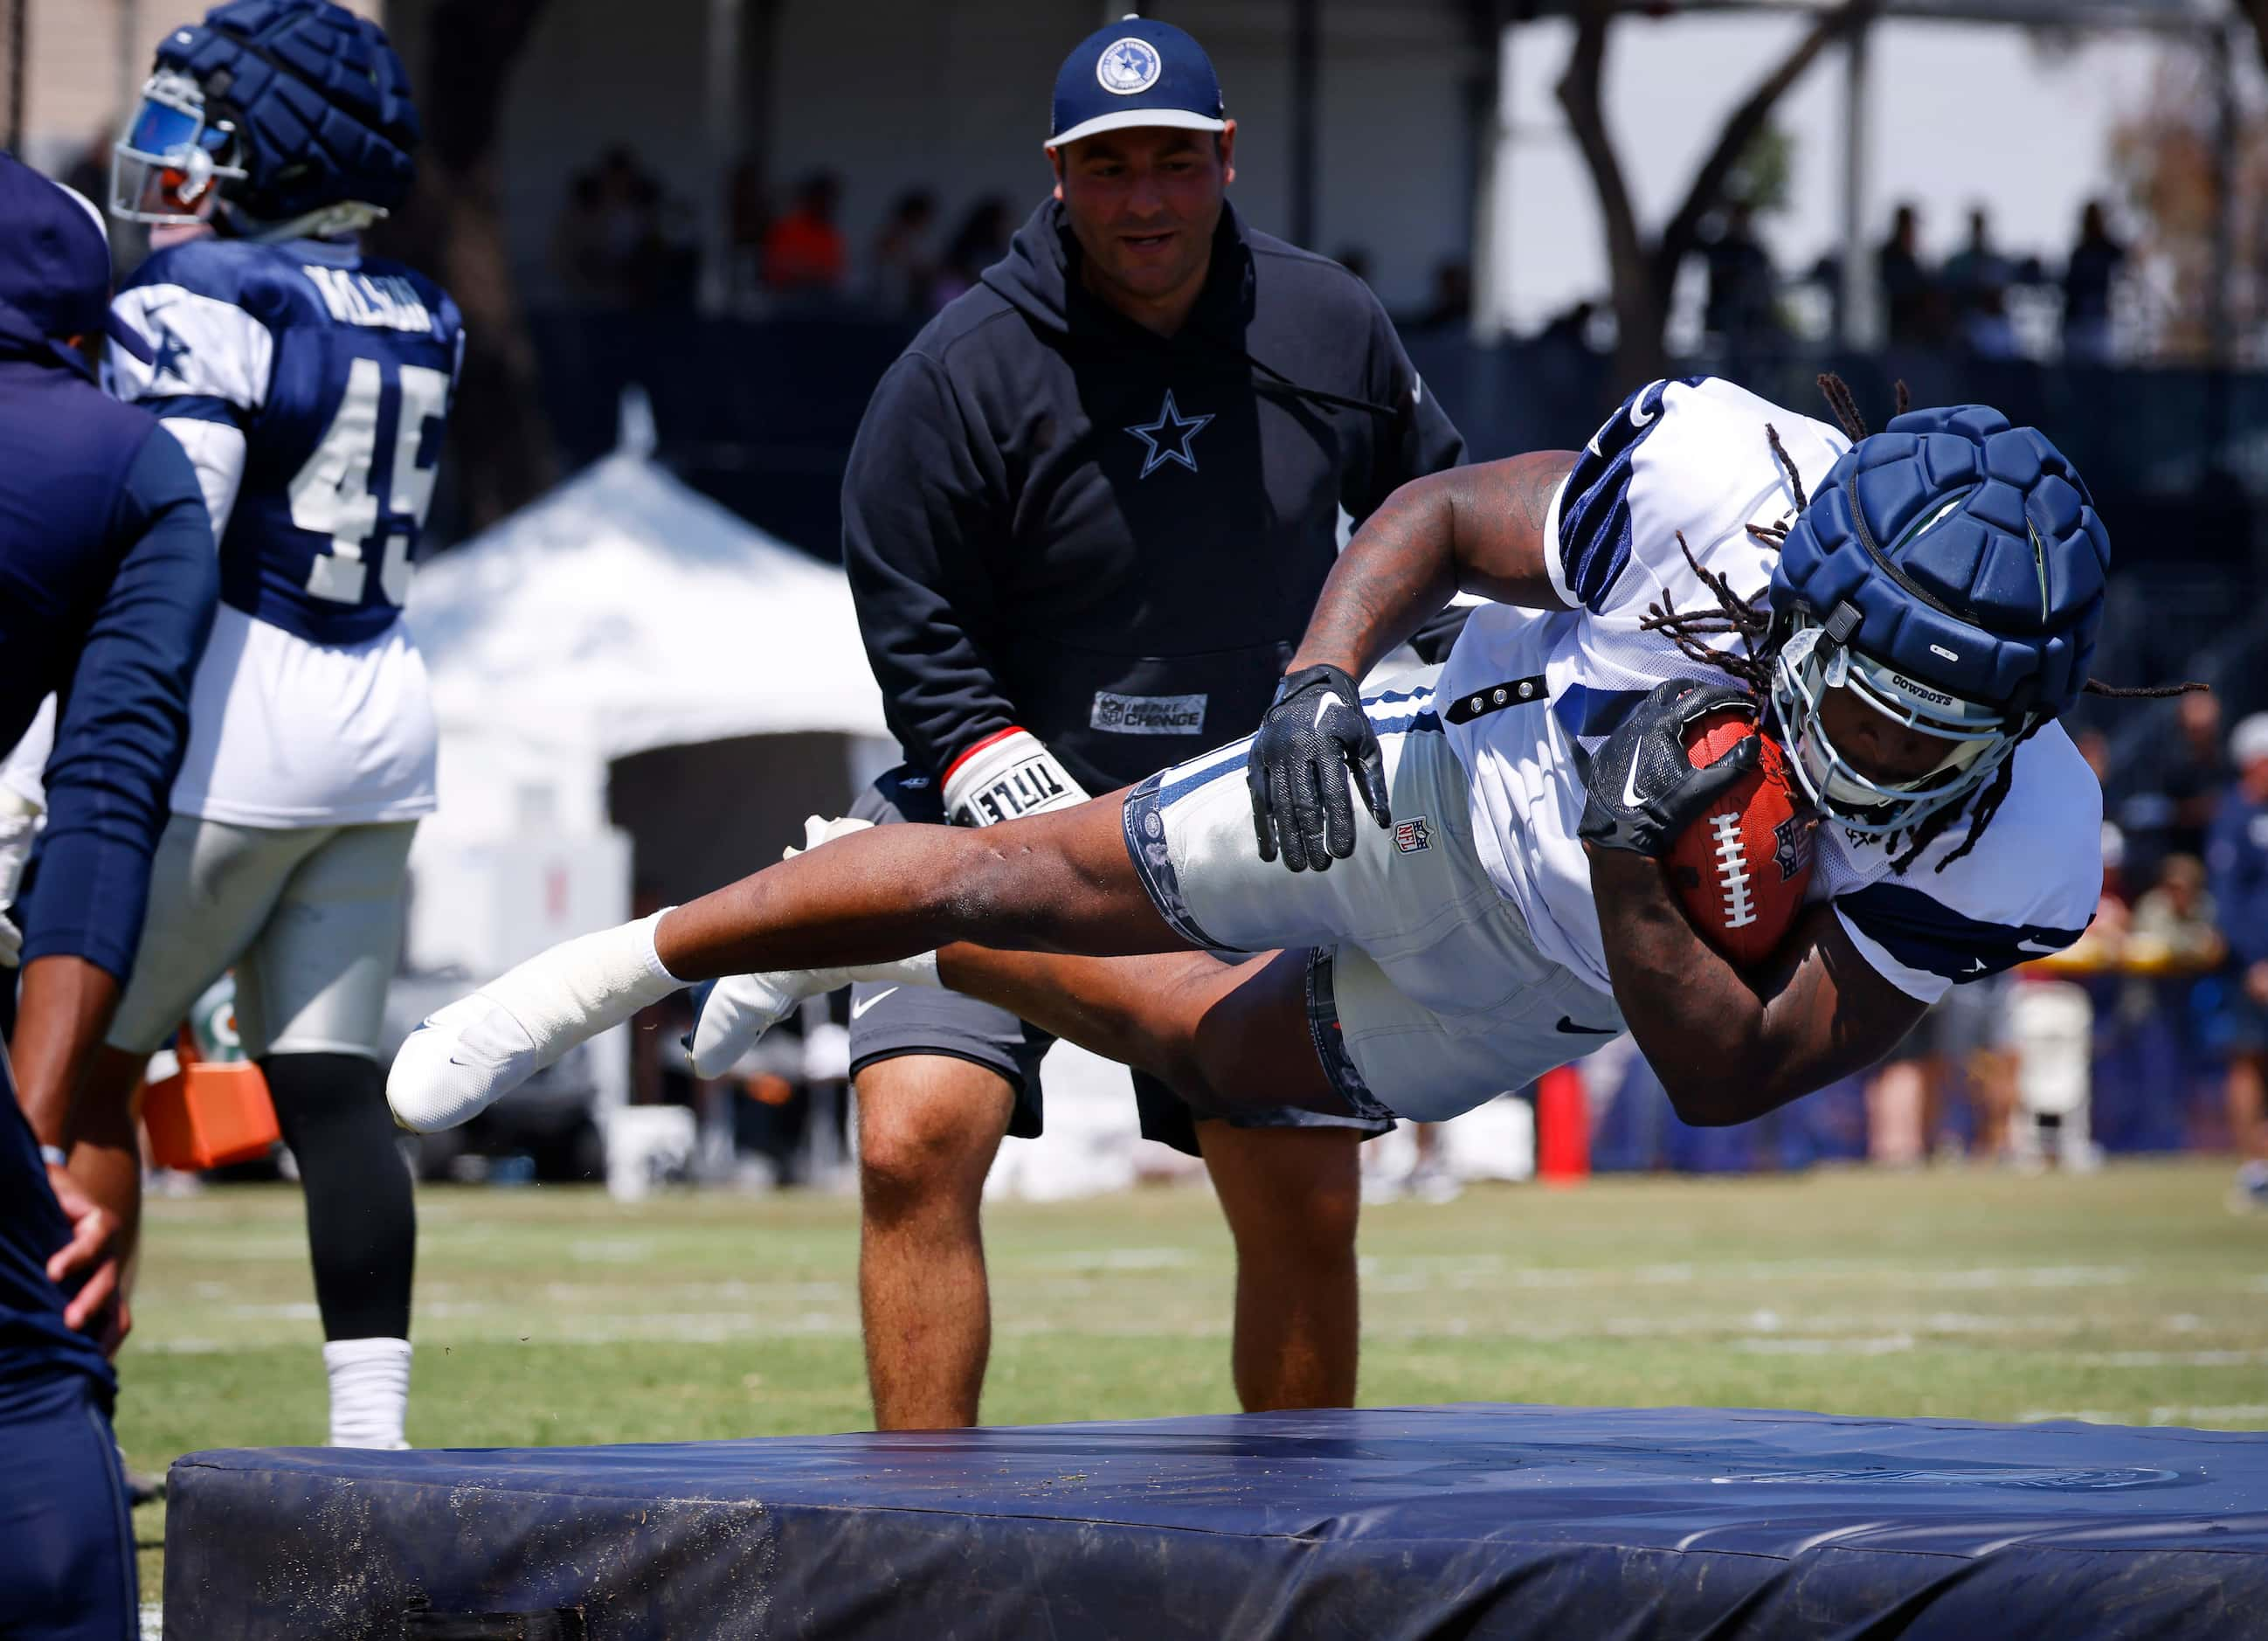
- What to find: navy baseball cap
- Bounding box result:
[1046,16,1227,150]
[0,152,150,370]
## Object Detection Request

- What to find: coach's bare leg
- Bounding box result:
[1199,1122,1361,1410]
[856,1055,1016,1430]
[2231,1051,2268,1165]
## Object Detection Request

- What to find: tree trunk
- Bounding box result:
[1556,0,1870,393]
[1556,0,1663,391]
[375,0,557,533]
[2243,1,2268,78]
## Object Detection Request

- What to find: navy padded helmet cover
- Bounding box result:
[1770,403,2110,717]
[156,0,418,219]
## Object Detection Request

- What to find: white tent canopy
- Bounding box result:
[409,447,887,841]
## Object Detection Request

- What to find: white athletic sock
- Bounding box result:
[325,1337,411,1449]
[481,908,684,1051]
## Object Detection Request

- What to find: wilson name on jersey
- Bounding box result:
[110,237,462,647]
[1438,376,2099,1005]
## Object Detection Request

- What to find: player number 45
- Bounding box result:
[287,354,449,606]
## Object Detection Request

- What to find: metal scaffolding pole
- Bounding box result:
[1838,13,1873,350]
[1289,0,1320,249]
[2205,17,2237,467]
[701,0,743,314]
[5,0,25,156]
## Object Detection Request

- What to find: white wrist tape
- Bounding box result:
[942,728,1089,827]
[484,909,686,1046]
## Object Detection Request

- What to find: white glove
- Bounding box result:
[687,814,937,1078]
[0,792,40,969]
[786,813,873,857]
[942,728,1089,827]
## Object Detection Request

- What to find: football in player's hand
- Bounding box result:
[1665,710,1815,969]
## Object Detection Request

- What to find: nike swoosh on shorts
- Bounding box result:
[1555,1015,1617,1035]
[851,987,899,1020]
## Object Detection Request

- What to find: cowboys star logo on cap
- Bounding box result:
[1097,37,1162,95]
[1047,17,1227,149]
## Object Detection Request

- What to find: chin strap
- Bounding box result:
[234,199,388,244]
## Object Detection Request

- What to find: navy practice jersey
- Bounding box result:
[111,236,462,646]
[0,303,214,1411]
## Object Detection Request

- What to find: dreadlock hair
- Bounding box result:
[1636,373,2203,875]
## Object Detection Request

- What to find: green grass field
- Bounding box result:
[121,1159,2268,1597]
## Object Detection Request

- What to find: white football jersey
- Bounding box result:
[1438,376,2100,1004]
[108,236,455,827]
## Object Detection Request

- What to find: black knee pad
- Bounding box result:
[259,1052,415,1341]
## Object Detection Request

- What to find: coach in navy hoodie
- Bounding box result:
[834,17,1464,1432]
[847,190,1465,804]
[0,152,217,1639]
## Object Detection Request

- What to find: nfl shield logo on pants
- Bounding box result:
[1394,816,1432,854]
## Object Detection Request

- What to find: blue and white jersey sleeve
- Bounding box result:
[109,239,460,647]
[1824,728,2099,1003]
[110,242,274,540]
[1543,376,1848,620]
[109,246,276,420]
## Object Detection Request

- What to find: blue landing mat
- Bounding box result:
[163,1402,2268,1638]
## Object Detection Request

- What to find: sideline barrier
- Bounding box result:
[165,1402,2268,1638]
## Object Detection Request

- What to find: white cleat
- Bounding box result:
[389,910,681,1133]
[389,994,550,1134]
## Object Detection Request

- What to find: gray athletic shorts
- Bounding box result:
[843,767,1393,1158]
[106,815,417,1061]
[1890,971,2016,1066]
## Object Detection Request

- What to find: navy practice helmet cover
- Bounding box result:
[156,0,418,222]
[1769,404,2110,721]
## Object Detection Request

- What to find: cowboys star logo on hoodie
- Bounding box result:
[1124,390,1213,478]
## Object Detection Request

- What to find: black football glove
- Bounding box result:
[1248,663,1389,873]
[1578,678,1762,858]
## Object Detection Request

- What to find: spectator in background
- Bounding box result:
[1877,202,1934,348]
[1530,299,1604,410]
[1701,202,1777,353]
[2206,712,2268,1211]
[2129,854,2224,971]
[1805,249,1846,343]
[868,189,937,318]
[596,148,658,275]
[2161,690,2228,860]
[764,171,847,296]
[723,156,770,305]
[639,183,704,309]
[1536,299,1601,356]
[550,170,613,306]
[1941,207,2016,359]
[2064,200,2125,366]
[1405,258,1472,334]
[1332,246,1374,287]
[928,196,1011,311]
